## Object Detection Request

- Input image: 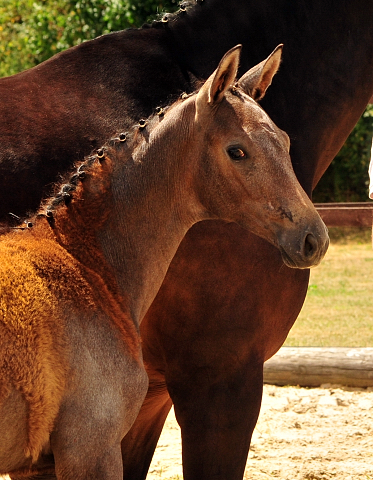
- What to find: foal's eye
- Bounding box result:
[227,147,247,161]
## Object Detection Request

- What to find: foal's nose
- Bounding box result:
[278,222,329,269]
[298,230,329,268]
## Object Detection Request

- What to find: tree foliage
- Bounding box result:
[313,105,373,202]
[0,0,372,202]
[0,0,177,76]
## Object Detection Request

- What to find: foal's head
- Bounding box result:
[37,45,328,270]
[172,44,329,268]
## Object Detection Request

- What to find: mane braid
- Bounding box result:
[39,146,119,225]
[145,0,204,28]
[37,111,165,221]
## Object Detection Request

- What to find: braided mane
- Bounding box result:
[142,0,203,28]
[40,109,183,223]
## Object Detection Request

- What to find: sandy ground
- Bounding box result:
[147,384,373,480]
[2,384,372,480]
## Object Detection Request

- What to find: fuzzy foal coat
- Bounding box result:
[0,220,144,472]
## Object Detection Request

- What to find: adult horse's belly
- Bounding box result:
[125,220,310,480]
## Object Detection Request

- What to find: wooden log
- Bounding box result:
[315,202,373,227]
[263,347,373,388]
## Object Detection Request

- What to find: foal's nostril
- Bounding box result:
[304,233,318,258]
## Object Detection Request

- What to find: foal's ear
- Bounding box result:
[238,44,283,101]
[195,45,241,118]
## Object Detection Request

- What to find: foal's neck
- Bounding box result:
[54,104,203,325]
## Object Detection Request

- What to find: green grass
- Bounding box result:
[284,227,373,347]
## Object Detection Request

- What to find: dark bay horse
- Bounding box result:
[0,1,372,479]
[0,47,328,479]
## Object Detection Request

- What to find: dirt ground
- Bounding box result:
[147,384,373,480]
[2,384,372,480]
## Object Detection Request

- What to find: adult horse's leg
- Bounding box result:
[129,221,310,480]
[169,360,264,480]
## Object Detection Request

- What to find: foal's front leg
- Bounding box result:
[50,362,148,480]
[50,313,148,480]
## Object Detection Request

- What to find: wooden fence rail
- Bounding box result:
[264,347,373,388]
[315,202,373,227]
